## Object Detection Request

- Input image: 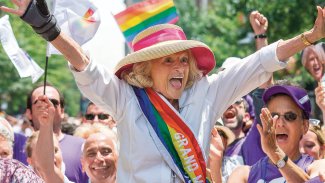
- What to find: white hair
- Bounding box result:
[0,117,14,145]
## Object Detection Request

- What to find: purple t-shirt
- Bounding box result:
[59,134,88,183]
[13,132,28,165]
[248,154,313,183]
[224,119,266,166]
[224,89,267,166]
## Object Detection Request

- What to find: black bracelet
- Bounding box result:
[254,34,267,39]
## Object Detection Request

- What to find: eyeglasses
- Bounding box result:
[271,112,300,122]
[85,113,110,120]
[33,98,60,107]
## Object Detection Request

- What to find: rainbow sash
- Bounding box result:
[133,87,210,182]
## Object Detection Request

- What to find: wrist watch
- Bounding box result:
[275,155,288,168]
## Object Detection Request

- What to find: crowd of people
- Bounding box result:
[1,0,325,182]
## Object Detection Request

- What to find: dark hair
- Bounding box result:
[61,123,77,136]
[26,82,65,110]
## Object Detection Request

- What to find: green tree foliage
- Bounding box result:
[0,1,80,115]
[175,0,324,86]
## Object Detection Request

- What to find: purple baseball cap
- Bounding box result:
[262,85,311,119]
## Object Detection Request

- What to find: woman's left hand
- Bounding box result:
[310,6,325,41]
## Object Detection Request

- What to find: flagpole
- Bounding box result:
[43,0,56,95]
[43,56,49,95]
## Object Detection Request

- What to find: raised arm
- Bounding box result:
[276,6,325,61]
[0,0,89,71]
[34,95,64,183]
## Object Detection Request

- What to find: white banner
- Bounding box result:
[0,15,44,83]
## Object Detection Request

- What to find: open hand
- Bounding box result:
[311,6,325,41]
[0,0,31,16]
[257,108,280,157]
[209,127,224,160]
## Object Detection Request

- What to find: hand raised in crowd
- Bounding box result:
[208,127,224,183]
[257,108,286,163]
[35,95,55,128]
[249,10,268,35]
[209,127,224,160]
[312,7,325,40]
[315,82,325,112]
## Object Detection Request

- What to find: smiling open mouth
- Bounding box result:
[92,166,109,170]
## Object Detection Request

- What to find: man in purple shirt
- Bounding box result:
[25,84,88,183]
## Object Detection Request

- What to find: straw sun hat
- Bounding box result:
[114,24,216,78]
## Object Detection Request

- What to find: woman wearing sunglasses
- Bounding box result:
[228,85,325,183]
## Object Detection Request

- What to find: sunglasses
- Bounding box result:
[270,112,300,122]
[85,113,110,120]
[33,98,60,107]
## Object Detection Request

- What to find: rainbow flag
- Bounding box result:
[47,0,101,55]
[114,0,179,47]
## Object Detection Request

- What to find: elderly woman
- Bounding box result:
[302,42,325,82]
[2,1,325,182]
[0,117,14,159]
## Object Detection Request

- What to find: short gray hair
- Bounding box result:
[0,117,14,145]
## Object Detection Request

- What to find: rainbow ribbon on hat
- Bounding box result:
[114,0,179,47]
[133,87,210,182]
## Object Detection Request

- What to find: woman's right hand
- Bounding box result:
[0,0,31,16]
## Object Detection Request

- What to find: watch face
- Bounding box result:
[277,160,285,168]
